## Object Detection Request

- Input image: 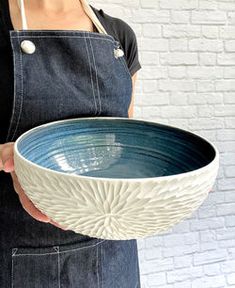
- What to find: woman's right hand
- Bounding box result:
[0,142,67,229]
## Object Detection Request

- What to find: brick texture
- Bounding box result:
[90,0,235,286]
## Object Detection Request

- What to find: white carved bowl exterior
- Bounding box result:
[14,117,219,240]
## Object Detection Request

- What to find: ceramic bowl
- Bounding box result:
[14,117,219,240]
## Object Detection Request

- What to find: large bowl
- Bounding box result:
[14,117,219,240]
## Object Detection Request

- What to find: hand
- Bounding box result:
[0,143,67,230]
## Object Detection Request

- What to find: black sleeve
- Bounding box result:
[90,6,142,76]
[114,19,142,76]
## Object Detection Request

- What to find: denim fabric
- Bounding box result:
[6,30,133,142]
[0,29,140,287]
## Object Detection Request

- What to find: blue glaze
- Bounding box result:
[17,118,216,179]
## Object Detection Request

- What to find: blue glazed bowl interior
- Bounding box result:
[17,118,216,179]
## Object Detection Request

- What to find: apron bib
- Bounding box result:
[0,0,140,287]
[6,0,133,142]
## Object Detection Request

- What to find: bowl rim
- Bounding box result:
[14,116,220,182]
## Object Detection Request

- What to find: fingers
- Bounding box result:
[10,171,68,230]
[3,157,14,173]
[0,142,15,172]
[11,171,50,223]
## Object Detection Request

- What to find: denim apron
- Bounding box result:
[0,0,140,287]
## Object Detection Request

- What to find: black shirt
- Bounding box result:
[0,0,142,143]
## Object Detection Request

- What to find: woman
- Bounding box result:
[0,0,142,287]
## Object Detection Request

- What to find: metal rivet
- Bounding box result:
[20,40,36,54]
[114,48,124,58]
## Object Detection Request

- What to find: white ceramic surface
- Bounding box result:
[14,117,219,240]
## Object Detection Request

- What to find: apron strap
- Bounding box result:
[80,0,108,34]
[18,0,27,30]
[17,0,108,34]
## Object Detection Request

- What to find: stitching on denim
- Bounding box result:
[11,249,18,288]
[11,36,114,43]
[11,34,24,140]
[119,56,132,80]
[100,240,103,288]
[10,30,114,39]
[88,34,101,116]
[11,257,14,288]
[84,32,97,115]
[6,39,17,142]
[12,248,18,256]
[96,242,100,288]
[58,239,106,254]
[118,57,133,94]
[12,240,106,257]
[54,246,61,288]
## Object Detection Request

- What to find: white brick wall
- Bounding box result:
[90,0,235,286]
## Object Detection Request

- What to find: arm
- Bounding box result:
[128,72,138,118]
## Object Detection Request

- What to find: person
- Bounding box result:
[0,0,142,286]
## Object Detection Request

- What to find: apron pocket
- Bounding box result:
[11,246,59,288]
[59,239,105,288]
[11,239,106,288]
